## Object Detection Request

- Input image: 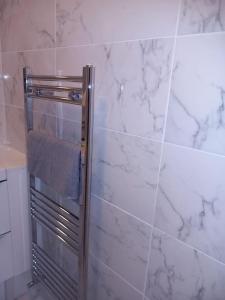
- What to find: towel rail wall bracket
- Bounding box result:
[23,65,95,300]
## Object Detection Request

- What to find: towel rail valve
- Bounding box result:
[69,90,82,101]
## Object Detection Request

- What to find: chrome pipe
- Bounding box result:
[31,200,79,239]
[29,84,83,93]
[28,74,83,83]
[33,243,78,288]
[32,253,77,298]
[28,94,82,105]
[30,187,79,227]
[33,270,66,300]
[31,213,79,255]
[33,266,71,300]
[31,194,79,235]
[31,206,79,247]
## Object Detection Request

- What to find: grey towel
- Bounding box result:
[28,131,81,201]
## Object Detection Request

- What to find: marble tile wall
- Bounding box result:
[1,0,225,299]
[0,39,6,143]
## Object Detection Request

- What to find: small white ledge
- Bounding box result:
[0,145,26,170]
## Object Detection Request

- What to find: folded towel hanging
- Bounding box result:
[27,130,81,201]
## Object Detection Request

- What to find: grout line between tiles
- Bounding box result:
[4,103,225,160]
[95,125,225,161]
[1,30,225,55]
[0,35,175,55]
[89,252,145,297]
[154,226,225,269]
[92,193,153,228]
[164,140,225,159]
[94,125,162,145]
[177,30,225,39]
[142,0,182,298]
[90,195,225,298]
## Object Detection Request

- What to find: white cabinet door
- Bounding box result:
[0,181,10,235]
[0,233,13,284]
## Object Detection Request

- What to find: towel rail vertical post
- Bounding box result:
[79,65,94,300]
[23,67,37,287]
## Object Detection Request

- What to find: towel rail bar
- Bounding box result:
[31,206,79,247]
[29,84,83,93]
[31,212,79,256]
[30,187,80,227]
[33,270,68,300]
[28,94,82,105]
[31,195,79,235]
[32,254,77,298]
[31,200,79,239]
[33,243,78,288]
[33,267,73,300]
[28,75,83,82]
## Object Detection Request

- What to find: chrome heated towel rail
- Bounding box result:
[23,65,95,300]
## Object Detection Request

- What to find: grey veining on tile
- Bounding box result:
[89,195,152,291]
[165,34,225,155]
[92,128,162,223]
[155,143,225,264]
[56,38,173,140]
[87,255,143,300]
[97,39,174,140]
[2,50,55,108]
[145,229,225,300]
[0,0,55,51]
[179,0,225,35]
[56,0,179,47]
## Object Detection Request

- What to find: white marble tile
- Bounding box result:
[0,105,6,143]
[155,143,225,264]
[88,255,143,300]
[56,0,179,47]
[57,38,173,140]
[178,0,225,35]
[145,229,225,300]
[0,42,6,144]
[2,50,55,108]
[5,105,26,153]
[0,0,55,51]
[2,49,55,152]
[0,48,5,105]
[92,128,161,223]
[90,195,152,291]
[165,34,225,155]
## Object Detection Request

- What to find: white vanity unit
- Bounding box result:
[0,145,30,285]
